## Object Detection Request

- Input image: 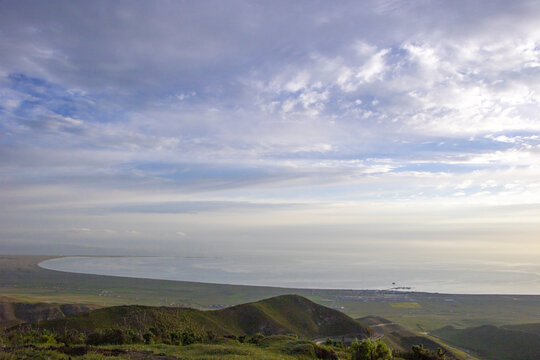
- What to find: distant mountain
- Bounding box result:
[0,297,98,329]
[20,295,371,339]
[432,324,540,360]
[358,315,459,359]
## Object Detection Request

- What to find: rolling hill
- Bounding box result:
[17,295,372,340]
[0,297,98,329]
[217,295,371,338]
[358,315,460,358]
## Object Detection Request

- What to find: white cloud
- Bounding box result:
[1,0,540,262]
[456,180,473,190]
[284,72,310,92]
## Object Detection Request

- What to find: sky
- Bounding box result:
[1,1,540,277]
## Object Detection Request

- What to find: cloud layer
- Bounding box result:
[0,1,539,273]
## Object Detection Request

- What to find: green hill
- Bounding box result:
[18,295,371,340]
[0,297,98,329]
[358,316,459,358]
[218,295,370,338]
[431,324,540,360]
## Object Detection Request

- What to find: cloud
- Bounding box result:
[88,201,304,215]
[0,0,540,259]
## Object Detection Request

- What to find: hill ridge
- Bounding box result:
[0,298,98,329]
[15,294,372,340]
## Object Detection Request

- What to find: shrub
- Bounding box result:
[8,329,57,346]
[248,333,265,345]
[54,329,86,345]
[350,339,392,360]
[143,331,154,344]
[289,343,316,357]
[206,330,217,342]
[315,344,338,360]
[325,338,345,349]
[86,328,127,345]
[168,329,205,345]
[126,329,143,344]
[36,329,57,345]
[180,331,197,345]
[393,345,446,360]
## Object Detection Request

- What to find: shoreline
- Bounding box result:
[38,255,540,296]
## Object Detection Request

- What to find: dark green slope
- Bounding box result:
[31,304,226,335]
[21,295,371,339]
[216,295,371,338]
[502,323,540,336]
[358,316,458,358]
[0,298,98,329]
[432,324,540,360]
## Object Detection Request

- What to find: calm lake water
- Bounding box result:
[39,255,540,294]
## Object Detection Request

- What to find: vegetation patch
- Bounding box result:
[389,303,421,309]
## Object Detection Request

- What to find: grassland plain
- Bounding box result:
[1,255,540,332]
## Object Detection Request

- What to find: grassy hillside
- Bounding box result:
[432,324,540,360]
[3,288,535,359]
[0,297,98,329]
[358,316,467,359]
[1,296,372,359]
[217,295,371,338]
[15,295,371,340]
